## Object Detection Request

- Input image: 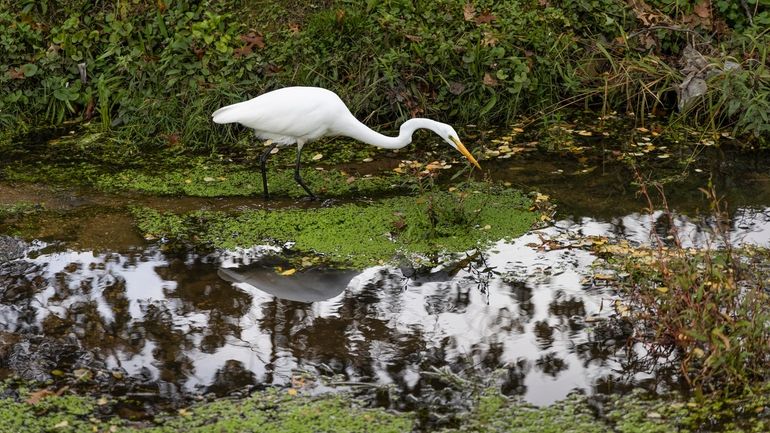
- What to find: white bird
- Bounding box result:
[212,86,481,200]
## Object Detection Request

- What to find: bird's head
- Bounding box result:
[437,124,481,170]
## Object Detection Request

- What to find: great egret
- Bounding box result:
[212,86,481,200]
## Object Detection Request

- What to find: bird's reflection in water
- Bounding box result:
[218,256,359,303]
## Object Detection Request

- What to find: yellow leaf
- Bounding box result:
[656,286,669,294]
[279,268,297,276]
[287,388,298,396]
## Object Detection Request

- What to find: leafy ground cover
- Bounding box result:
[3,383,770,433]
[2,0,768,156]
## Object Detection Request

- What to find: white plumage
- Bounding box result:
[212,86,480,199]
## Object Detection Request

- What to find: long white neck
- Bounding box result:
[334,116,443,150]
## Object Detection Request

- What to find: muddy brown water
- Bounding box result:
[2,147,770,412]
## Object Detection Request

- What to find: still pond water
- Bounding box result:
[2,149,770,408]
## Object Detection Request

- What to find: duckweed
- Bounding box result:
[133,186,537,267]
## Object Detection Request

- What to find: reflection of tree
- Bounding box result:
[504,280,534,321]
[535,352,568,377]
[534,320,554,350]
[206,359,257,396]
[500,358,530,396]
[137,303,193,381]
[155,255,253,357]
[0,261,46,333]
[548,292,586,336]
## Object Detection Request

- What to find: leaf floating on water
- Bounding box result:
[279,268,297,276]
[26,389,55,405]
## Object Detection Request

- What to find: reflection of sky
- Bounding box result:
[3,207,770,405]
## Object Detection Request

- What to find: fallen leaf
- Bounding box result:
[449,81,465,95]
[279,268,297,276]
[482,72,499,86]
[463,3,475,21]
[482,31,498,46]
[26,389,55,404]
[287,388,298,396]
[693,0,710,18]
[475,11,496,24]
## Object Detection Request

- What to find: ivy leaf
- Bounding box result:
[21,63,39,77]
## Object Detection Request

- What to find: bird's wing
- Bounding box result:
[212,87,351,142]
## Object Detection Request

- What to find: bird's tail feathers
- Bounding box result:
[211,103,245,124]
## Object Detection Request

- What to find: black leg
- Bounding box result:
[294,146,317,200]
[259,141,279,200]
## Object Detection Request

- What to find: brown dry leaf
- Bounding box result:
[288,23,301,34]
[241,32,265,49]
[693,0,711,18]
[449,81,465,95]
[26,389,56,405]
[482,31,498,46]
[482,72,498,86]
[475,11,496,25]
[463,3,475,21]
[8,68,25,80]
[404,34,423,42]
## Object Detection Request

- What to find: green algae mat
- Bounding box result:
[132,186,537,267]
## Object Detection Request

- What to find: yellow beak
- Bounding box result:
[451,137,481,170]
